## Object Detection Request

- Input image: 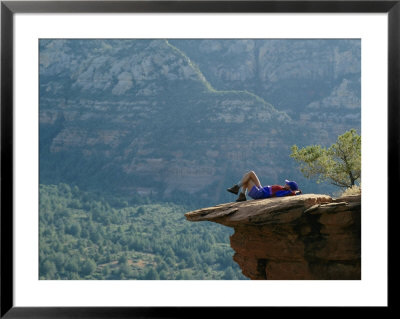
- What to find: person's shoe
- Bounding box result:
[236,192,247,202]
[227,184,240,195]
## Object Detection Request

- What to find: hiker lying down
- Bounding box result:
[227,171,302,202]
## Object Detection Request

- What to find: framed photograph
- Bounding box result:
[1,0,395,316]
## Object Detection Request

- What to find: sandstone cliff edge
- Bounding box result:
[184,194,361,280]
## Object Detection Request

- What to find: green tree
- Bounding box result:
[144,268,159,280]
[102,265,111,277]
[290,129,361,189]
[54,253,65,270]
[65,257,80,273]
[118,254,128,265]
[67,222,81,236]
[136,206,145,215]
[222,266,235,280]
[119,262,133,277]
[80,258,97,276]
[41,260,57,278]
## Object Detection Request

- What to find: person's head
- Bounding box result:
[284,180,298,191]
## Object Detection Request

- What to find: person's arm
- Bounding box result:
[275,189,303,197]
[275,190,295,197]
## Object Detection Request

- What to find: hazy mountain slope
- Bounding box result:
[170,39,361,142]
[40,39,317,206]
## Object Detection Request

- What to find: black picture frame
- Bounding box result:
[1,0,395,317]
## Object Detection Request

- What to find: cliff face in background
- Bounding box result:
[39,39,295,203]
[39,39,361,205]
[185,194,361,280]
[170,39,361,140]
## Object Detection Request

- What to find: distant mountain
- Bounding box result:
[39,39,360,206]
[170,39,361,140]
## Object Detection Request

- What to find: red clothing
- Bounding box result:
[270,185,296,197]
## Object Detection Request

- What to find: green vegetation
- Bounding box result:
[290,129,361,189]
[39,183,247,280]
[165,40,215,93]
[339,184,361,197]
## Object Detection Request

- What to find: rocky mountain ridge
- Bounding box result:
[39,39,360,205]
[171,39,361,139]
[185,194,361,280]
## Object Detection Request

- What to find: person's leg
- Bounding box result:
[236,172,260,201]
[228,171,262,196]
[239,171,261,188]
[242,179,256,194]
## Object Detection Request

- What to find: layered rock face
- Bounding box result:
[39,39,295,201]
[171,39,361,141]
[185,194,361,280]
[39,39,360,201]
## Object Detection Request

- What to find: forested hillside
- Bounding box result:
[39,183,247,280]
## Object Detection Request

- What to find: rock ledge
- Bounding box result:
[185,194,361,280]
